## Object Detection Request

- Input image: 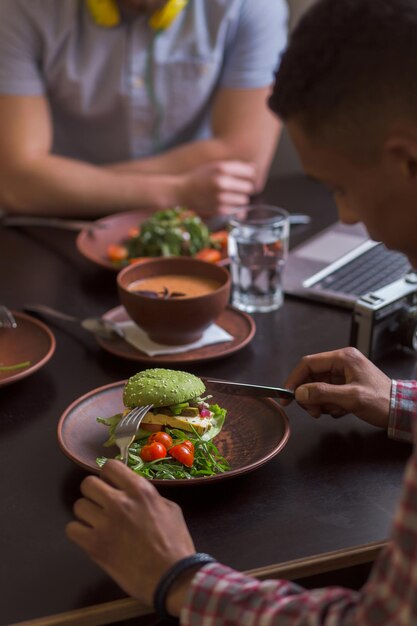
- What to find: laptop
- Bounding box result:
[283,221,413,309]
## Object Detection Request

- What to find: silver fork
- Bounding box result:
[115,404,153,464]
[0,305,17,329]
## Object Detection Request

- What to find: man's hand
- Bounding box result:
[281,347,391,428]
[179,160,256,215]
[66,460,196,612]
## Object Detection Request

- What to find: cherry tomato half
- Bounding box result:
[169,443,194,467]
[128,257,148,265]
[210,230,229,250]
[140,442,167,462]
[127,226,140,239]
[148,431,173,449]
[195,248,222,263]
[107,243,128,263]
[181,440,195,453]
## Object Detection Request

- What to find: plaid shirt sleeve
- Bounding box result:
[181,381,417,626]
[387,379,417,443]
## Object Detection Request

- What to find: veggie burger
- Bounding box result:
[97,368,228,479]
[123,368,215,435]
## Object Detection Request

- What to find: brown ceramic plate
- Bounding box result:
[58,380,290,485]
[76,210,152,270]
[0,312,56,387]
[76,210,229,270]
[95,305,255,364]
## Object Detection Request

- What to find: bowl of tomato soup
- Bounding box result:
[117,257,231,345]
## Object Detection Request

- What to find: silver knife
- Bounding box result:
[205,378,295,400]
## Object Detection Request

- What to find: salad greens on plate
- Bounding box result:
[107,207,227,266]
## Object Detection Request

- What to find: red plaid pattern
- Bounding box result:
[181,380,417,625]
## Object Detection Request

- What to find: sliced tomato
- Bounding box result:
[128,257,148,264]
[127,226,140,238]
[195,248,222,263]
[169,443,194,467]
[140,442,167,462]
[148,431,173,449]
[181,440,195,453]
[107,243,128,263]
[210,230,229,250]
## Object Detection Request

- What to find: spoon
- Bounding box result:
[24,304,124,340]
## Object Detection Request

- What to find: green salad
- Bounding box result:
[107,207,226,266]
[128,207,211,257]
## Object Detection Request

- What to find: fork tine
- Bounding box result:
[114,404,153,464]
[117,405,150,430]
[0,306,17,329]
[116,404,153,434]
[123,406,145,427]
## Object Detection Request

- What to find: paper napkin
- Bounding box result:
[117,320,233,357]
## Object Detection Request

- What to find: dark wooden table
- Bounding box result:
[1,175,415,626]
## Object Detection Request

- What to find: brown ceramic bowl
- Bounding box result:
[117,257,231,345]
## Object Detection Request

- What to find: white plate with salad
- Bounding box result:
[58,369,290,486]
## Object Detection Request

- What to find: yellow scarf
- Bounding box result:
[86,0,189,30]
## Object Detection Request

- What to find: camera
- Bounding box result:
[350,272,417,361]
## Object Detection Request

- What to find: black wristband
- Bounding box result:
[153,553,216,623]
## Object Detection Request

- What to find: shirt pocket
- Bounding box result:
[155,55,220,140]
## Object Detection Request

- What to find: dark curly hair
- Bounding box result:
[270,0,417,157]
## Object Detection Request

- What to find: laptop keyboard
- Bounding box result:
[312,243,412,296]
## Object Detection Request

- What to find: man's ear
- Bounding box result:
[384,135,417,180]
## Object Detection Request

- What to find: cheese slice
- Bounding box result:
[142,411,211,435]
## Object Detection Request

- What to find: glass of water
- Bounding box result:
[228,205,289,313]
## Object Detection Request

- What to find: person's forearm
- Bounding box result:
[107,138,241,175]
[106,132,280,192]
[181,562,359,625]
[0,154,182,217]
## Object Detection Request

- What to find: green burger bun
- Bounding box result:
[123,368,206,408]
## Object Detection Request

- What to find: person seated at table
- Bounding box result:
[0,0,286,218]
[67,0,417,623]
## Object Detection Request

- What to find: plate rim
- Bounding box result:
[57,379,291,486]
[76,210,150,270]
[0,311,56,387]
[95,304,256,364]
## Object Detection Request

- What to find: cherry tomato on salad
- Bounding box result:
[181,440,195,453]
[195,248,222,263]
[128,257,148,264]
[169,443,194,467]
[107,243,128,263]
[147,431,173,449]
[140,442,167,462]
[127,226,140,238]
[210,230,229,250]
